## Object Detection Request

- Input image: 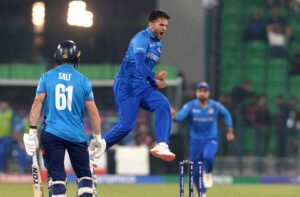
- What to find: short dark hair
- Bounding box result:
[148,10,170,22]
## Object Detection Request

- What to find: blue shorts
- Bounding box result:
[41,131,91,181]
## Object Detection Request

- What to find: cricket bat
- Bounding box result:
[32,152,44,197]
[89,154,98,197]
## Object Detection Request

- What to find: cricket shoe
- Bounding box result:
[150,142,176,161]
[203,173,213,188]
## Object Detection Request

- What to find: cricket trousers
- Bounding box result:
[104,78,172,149]
[190,137,219,194]
[41,131,92,192]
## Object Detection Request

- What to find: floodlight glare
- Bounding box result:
[67,1,93,28]
[32,2,45,33]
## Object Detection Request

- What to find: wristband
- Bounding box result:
[94,134,101,141]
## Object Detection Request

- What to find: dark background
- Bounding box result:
[0,0,155,64]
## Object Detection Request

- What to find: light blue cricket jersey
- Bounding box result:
[174,99,232,139]
[36,63,94,142]
[117,27,162,94]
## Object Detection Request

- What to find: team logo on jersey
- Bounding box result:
[208,108,214,114]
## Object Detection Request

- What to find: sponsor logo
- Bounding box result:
[146,52,159,62]
[192,109,201,113]
[213,175,233,185]
[0,174,32,183]
[97,175,137,184]
[32,166,39,185]
[193,117,213,122]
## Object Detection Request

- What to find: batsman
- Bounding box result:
[23,40,105,197]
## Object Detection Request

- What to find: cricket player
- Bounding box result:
[0,100,13,172]
[172,82,235,195]
[102,10,175,161]
[23,40,105,197]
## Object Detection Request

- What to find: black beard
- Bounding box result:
[155,33,160,40]
[198,98,207,103]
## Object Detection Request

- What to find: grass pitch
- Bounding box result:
[0,183,300,197]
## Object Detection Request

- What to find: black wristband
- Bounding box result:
[30,125,37,129]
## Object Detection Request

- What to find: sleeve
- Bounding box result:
[147,76,158,86]
[132,34,148,55]
[133,35,155,79]
[134,53,155,79]
[36,73,46,95]
[218,103,233,128]
[174,103,192,122]
[84,78,94,101]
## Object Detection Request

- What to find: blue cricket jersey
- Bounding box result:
[174,99,232,139]
[116,27,162,94]
[36,63,94,142]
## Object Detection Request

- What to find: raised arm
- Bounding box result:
[133,35,167,88]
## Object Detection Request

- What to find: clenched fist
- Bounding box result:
[155,70,167,81]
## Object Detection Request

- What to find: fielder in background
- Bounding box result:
[23,40,105,197]
[172,82,235,196]
[0,99,13,173]
[102,10,175,161]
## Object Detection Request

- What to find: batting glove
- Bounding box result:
[23,128,39,156]
[89,135,106,167]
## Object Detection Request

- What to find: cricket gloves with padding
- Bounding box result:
[89,135,106,167]
[23,128,39,156]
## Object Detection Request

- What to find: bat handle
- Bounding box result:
[32,151,39,165]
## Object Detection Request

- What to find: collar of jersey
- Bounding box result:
[57,63,75,69]
[195,99,211,109]
[146,27,157,40]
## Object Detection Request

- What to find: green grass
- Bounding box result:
[0,184,300,197]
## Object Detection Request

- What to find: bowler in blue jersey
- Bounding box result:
[172,82,235,196]
[102,10,175,161]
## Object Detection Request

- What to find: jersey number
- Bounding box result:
[55,84,73,111]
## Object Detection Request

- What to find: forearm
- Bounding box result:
[227,127,233,133]
[174,109,189,122]
[87,102,101,135]
[29,99,43,127]
[220,107,233,128]
[89,113,101,136]
[135,52,155,79]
